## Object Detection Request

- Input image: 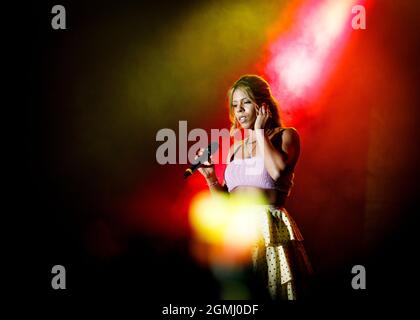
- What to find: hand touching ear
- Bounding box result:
[254,103,271,130]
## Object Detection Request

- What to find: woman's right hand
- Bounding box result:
[195,148,216,180]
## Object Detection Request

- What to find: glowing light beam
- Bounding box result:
[265,0,363,110]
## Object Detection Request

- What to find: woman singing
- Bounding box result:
[195,75,313,300]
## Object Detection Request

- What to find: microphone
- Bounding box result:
[184,141,219,179]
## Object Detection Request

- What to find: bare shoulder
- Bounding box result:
[269,127,300,168]
[270,127,300,160]
[281,127,300,142]
[269,127,299,141]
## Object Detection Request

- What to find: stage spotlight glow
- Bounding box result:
[265,0,363,109]
[189,190,267,266]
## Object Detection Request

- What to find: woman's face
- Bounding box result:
[232,88,258,130]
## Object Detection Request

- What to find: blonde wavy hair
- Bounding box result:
[228,75,283,136]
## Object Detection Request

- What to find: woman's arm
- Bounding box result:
[253,103,300,180]
[205,176,229,194]
[255,127,300,180]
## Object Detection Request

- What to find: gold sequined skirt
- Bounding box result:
[251,205,313,300]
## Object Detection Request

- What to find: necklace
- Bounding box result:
[245,136,256,157]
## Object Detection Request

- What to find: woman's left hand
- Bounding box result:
[254,103,271,130]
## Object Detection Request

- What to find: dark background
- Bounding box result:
[22,0,420,312]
